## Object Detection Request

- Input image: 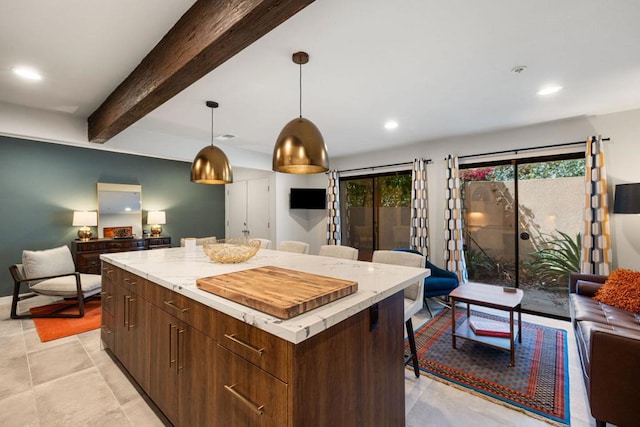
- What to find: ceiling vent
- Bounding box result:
[215,134,237,141]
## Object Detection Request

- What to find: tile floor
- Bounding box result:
[0,297,598,426]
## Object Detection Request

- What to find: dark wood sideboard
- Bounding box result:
[71,237,171,274]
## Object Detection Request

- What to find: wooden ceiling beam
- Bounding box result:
[88,0,315,143]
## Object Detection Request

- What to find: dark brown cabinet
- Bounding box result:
[101,261,405,427]
[72,237,171,274]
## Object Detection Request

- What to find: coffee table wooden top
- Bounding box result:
[449,282,523,310]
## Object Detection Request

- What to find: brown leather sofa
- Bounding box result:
[569,273,640,427]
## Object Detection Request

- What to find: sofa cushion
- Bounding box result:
[571,293,640,328]
[594,269,640,314]
[575,280,602,297]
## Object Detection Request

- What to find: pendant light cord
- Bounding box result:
[299,62,303,118]
[210,105,214,147]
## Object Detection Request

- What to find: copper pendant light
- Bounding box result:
[191,101,233,184]
[273,52,329,174]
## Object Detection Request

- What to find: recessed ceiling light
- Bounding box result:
[12,66,43,81]
[384,120,399,130]
[537,85,563,96]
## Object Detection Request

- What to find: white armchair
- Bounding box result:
[9,245,102,319]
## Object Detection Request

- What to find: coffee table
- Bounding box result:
[449,283,524,366]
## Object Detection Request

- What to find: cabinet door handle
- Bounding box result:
[123,295,130,328]
[123,277,137,286]
[223,384,264,416]
[100,291,112,300]
[169,323,177,368]
[101,325,112,335]
[177,328,185,374]
[223,334,264,356]
[163,300,189,313]
[128,297,136,329]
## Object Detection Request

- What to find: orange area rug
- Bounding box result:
[30,299,102,342]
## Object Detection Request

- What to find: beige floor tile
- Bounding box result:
[0,355,31,401]
[78,328,102,357]
[0,389,39,427]
[23,327,78,354]
[0,317,22,336]
[92,349,141,405]
[34,367,121,426]
[0,330,27,360]
[121,397,165,427]
[28,340,93,386]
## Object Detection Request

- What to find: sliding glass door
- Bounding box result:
[340,172,411,261]
[460,154,585,318]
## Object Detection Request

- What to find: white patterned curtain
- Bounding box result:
[444,155,468,283]
[326,170,341,245]
[410,158,429,257]
[580,135,612,275]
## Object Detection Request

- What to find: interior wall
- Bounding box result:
[331,108,640,271]
[0,136,225,297]
[274,172,327,255]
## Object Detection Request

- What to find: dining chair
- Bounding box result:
[180,236,216,246]
[318,244,359,260]
[9,245,102,319]
[394,248,459,317]
[253,238,272,249]
[278,240,310,254]
[372,249,425,378]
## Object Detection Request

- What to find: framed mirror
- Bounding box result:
[97,183,142,238]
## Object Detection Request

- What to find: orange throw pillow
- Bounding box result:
[593,269,640,314]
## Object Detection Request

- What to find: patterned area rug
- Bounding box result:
[406,308,570,426]
[30,299,101,342]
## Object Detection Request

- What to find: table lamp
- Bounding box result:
[72,211,98,240]
[147,211,166,237]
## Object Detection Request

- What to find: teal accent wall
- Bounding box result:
[0,136,225,297]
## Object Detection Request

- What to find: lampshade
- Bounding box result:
[613,183,640,214]
[272,51,329,174]
[72,211,97,226]
[147,211,166,225]
[273,117,329,173]
[191,100,233,184]
[191,145,233,184]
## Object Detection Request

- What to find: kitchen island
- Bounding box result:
[100,247,429,427]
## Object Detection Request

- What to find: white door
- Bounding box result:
[247,178,270,239]
[225,177,270,239]
[226,181,247,238]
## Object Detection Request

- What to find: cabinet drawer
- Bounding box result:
[101,277,116,317]
[101,311,115,350]
[77,253,101,269]
[217,312,290,382]
[120,269,143,292]
[145,284,218,335]
[217,344,287,427]
[101,262,119,282]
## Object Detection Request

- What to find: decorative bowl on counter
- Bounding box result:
[202,238,261,263]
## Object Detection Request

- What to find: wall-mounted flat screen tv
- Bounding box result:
[290,188,326,210]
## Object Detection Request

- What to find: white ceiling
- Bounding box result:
[2,0,640,163]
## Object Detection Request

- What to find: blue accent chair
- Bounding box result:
[393,248,459,317]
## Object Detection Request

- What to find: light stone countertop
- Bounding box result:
[100,247,429,344]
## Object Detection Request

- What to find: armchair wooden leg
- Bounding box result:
[10,279,22,319]
[405,318,420,378]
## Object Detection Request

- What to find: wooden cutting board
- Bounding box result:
[196,266,358,319]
